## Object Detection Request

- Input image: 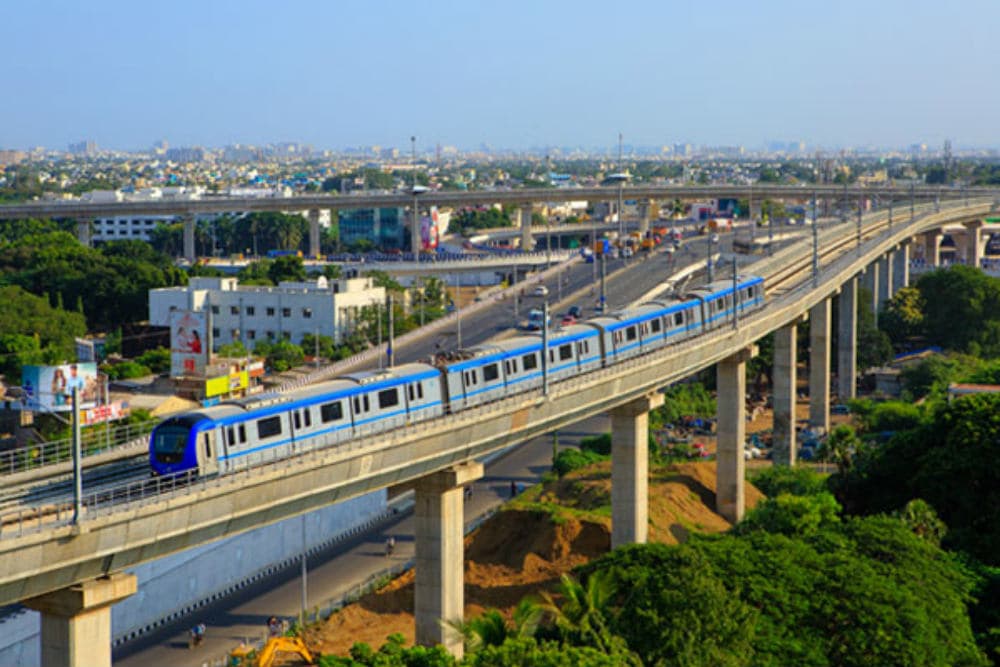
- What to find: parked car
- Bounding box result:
[560,314,577,326]
[532,285,549,297]
[567,305,583,319]
[831,404,850,415]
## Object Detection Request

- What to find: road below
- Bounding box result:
[113,416,610,667]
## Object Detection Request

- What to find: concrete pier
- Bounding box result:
[75,218,92,247]
[520,204,535,251]
[414,462,483,658]
[877,253,894,311]
[24,573,136,667]
[716,347,755,523]
[860,264,879,322]
[182,214,196,263]
[837,277,858,400]
[965,219,985,267]
[892,242,910,292]
[611,393,664,548]
[922,230,942,267]
[773,323,797,465]
[808,298,831,434]
[308,209,322,259]
[638,199,653,237]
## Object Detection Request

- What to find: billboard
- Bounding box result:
[21,363,99,412]
[420,206,443,250]
[170,310,208,377]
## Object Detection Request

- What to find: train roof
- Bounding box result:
[687,275,763,300]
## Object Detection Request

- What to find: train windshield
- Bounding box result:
[152,426,190,463]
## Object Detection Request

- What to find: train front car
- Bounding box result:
[149,414,207,477]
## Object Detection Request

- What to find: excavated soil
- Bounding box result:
[302,461,763,659]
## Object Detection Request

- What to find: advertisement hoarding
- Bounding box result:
[170,310,208,377]
[21,363,99,412]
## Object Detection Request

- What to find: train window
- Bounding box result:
[364,395,370,411]
[204,434,212,459]
[559,344,573,361]
[484,364,499,382]
[522,354,538,370]
[651,319,661,333]
[378,388,400,409]
[321,402,343,422]
[293,412,301,430]
[408,385,414,401]
[239,424,247,443]
[627,327,637,341]
[227,426,235,445]
[353,397,361,414]
[257,416,282,439]
[417,382,424,399]
[549,349,555,363]
[303,410,311,427]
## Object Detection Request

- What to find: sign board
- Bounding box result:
[205,370,249,398]
[81,400,130,426]
[21,363,99,412]
[170,310,208,377]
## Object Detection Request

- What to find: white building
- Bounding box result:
[149,276,386,348]
[88,187,206,242]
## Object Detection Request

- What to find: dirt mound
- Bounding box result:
[307,460,763,657]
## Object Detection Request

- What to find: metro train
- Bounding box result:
[149,275,765,477]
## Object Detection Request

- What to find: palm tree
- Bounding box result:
[537,571,617,653]
[445,599,543,653]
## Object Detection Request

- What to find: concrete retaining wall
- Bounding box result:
[0,490,386,667]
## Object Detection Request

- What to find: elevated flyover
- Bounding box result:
[0,199,993,662]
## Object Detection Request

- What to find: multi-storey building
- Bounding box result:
[149,276,386,349]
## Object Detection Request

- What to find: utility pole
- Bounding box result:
[71,387,82,524]
[910,182,915,220]
[600,253,607,313]
[856,187,863,254]
[812,192,820,287]
[888,185,893,228]
[376,302,382,369]
[541,300,549,396]
[387,294,394,368]
[300,514,308,626]
[732,257,739,330]
[707,234,715,282]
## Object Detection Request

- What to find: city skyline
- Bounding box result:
[3,0,999,152]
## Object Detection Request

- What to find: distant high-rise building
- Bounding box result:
[165,147,206,163]
[68,140,97,156]
[153,140,169,156]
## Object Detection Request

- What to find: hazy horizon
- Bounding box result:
[3,0,998,153]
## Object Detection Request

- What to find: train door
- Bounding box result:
[200,429,220,476]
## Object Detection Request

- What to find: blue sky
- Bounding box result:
[2,0,998,152]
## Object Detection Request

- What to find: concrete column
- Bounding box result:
[808,298,831,434]
[773,323,797,466]
[922,230,942,267]
[24,573,137,667]
[307,209,322,259]
[877,252,894,309]
[520,204,535,251]
[411,201,421,258]
[716,347,755,523]
[611,392,664,548]
[414,461,483,658]
[182,213,196,263]
[860,264,879,324]
[638,199,653,237]
[837,277,858,400]
[965,220,985,267]
[892,242,910,291]
[75,218,93,247]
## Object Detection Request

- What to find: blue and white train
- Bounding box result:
[150,275,765,477]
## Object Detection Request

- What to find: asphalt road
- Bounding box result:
[113,415,611,667]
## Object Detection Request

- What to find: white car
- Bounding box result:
[532,285,549,297]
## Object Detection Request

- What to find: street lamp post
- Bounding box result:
[812,192,819,287]
[856,187,863,254]
[600,253,607,313]
[707,233,715,282]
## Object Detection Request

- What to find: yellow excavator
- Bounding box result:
[229,635,314,667]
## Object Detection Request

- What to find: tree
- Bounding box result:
[0,285,87,378]
[914,266,1000,356]
[536,572,624,656]
[268,255,307,284]
[856,286,893,370]
[879,286,925,347]
[253,340,304,372]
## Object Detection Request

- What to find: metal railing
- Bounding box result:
[0,419,157,477]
